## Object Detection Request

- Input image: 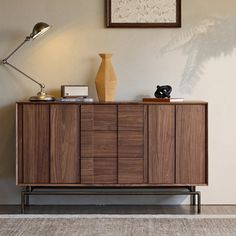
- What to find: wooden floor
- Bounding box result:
[0,205,236,215]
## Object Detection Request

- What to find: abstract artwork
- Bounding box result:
[106,0,181,28]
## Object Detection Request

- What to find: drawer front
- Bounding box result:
[81,131,117,158]
[118,131,144,158]
[118,105,144,131]
[118,158,144,184]
[81,158,117,184]
[81,105,117,131]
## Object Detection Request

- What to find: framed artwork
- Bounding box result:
[106,0,181,28]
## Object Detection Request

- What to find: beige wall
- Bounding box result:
[0,0,236,204]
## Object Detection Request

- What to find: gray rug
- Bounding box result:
[0,215,236,236]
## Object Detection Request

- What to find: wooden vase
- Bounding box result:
[95,53,117,102]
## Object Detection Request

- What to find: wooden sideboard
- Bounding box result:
[16,101,208,187]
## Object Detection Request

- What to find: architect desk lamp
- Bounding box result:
[2,22,55,101]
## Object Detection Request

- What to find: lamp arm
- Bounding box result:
[2,36,30,62]
[3,60,45,91]
[2,36,45,92]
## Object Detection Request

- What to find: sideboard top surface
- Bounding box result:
[16,101,208,105]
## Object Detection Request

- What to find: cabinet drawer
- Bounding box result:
[81,105,117,131]
[118,131,144,158]
[81,131,117,158]
[118,105,144,131]
[118,158,144,184]
[81,158,117,184]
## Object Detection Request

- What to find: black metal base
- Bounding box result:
[21,186,201,214]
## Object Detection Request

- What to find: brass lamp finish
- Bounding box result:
[30,94,54,101]
[31,22,50,39]
[30,85,55,102]
[2,22,55,102]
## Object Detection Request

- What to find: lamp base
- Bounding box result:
[29,91,55,102]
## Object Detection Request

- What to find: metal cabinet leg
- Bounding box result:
[25,187,32,206]
[197,192,201,214]
[21,191,25,214]
[190,187,196,206]
[25,187,29,206]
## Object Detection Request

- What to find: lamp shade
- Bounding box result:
[30,22,50,39]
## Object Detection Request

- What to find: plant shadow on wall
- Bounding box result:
[160,17,236,93]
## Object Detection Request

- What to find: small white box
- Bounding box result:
[61,85,88,98]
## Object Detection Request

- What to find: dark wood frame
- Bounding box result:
[106,0,181,28]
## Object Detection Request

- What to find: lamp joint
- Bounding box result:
[2,59,7,64]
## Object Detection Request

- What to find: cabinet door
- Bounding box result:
[22,104,50,184]
[50,105,80,184]
[176,105,207,184]
[148,105,175,184]
[81,105,117,183]
[118,105,146,184]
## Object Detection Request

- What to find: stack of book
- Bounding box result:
[143,98,184,102]
[56,97,94,102]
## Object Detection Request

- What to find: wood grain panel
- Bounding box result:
[22,104,50,184]
[143,105,148,183]
[176,105,207,184]
[16,104,23,184]
[81,105,117,130]
[81,131,117,158]
[148,105,175,184]
[118,105,144,130]
[81,158,117,184]
[50,105,80,184]
[118,158,144,184]
[118,131,144,158]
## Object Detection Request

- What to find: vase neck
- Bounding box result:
[99,53,113,60]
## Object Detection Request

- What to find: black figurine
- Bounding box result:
[154,85,172,98]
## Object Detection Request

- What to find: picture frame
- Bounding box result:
[106,0,181,28]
